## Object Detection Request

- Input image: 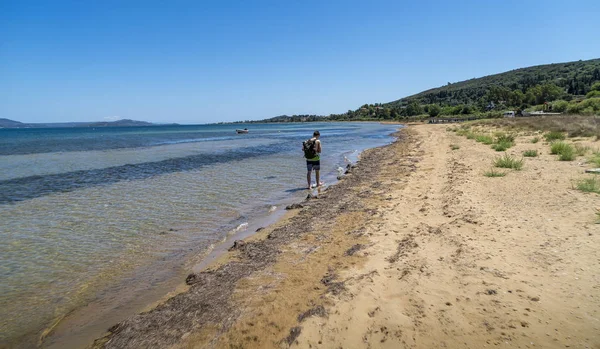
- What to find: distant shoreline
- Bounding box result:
[0,118,180,129]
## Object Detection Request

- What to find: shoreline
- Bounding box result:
[88,129,411,348]
[37,126,400,349]
[38,170,335,349]
[73,122,600,348]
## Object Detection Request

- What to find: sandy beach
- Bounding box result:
[92,123,600,349]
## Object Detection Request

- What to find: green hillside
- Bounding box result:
[241,58,600,123]
[386,58,600,107]
[328,58,600,120]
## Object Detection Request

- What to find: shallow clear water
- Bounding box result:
[0,122,398,346]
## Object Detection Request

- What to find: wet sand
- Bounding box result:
[91,124,600,349]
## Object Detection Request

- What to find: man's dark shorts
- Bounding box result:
[306,160,320,171]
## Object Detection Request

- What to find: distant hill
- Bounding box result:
[0,118,27,128]
[0,118,157,128]
[87,119,154,127]
[385,58,600,107]
[240,58,600,123]
[323,58,600,120]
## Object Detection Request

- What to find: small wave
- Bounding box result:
[225,222,249,237]
[235,222,248,232]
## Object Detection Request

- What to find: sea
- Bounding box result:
[0,122,399,348]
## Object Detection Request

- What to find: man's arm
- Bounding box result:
[316,140,322,153]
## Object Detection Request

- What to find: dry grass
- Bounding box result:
[475,134,494,145]
[590,152,600,167]
[574,144,591,156]
[575,177,600,194]
[550,142,576,161]
[550,141,572,155]
[494,154,524,170]
[472,115,600,139]
[545,131,566,142]
[484,168,507,177]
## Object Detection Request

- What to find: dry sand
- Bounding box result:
[93,124,600,349]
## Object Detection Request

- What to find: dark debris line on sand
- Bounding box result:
[91,131,407,349]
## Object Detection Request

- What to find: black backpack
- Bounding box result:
[302,138,317,159]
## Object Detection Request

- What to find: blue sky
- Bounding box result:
[1,0,599,124]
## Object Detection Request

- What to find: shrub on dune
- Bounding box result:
[494,154,523,170]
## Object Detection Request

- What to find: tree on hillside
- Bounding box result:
[461,105,474,114]
[405,101,422,116]
[552,100,569,112]
[510,90,525,106]
[586,90,600,98]
[428,104,441,117]
[587,80,600,97]
[527,83,563,104]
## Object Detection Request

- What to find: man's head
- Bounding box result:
[313,130,320,138]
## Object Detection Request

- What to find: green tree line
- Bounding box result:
[328,58,600,120]
[246,58,600,123]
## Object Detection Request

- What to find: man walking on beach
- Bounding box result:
[304,130,322,189]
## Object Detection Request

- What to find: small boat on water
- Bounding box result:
[236,128,249,134]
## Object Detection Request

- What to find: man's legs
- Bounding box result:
[307,162,321,189]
